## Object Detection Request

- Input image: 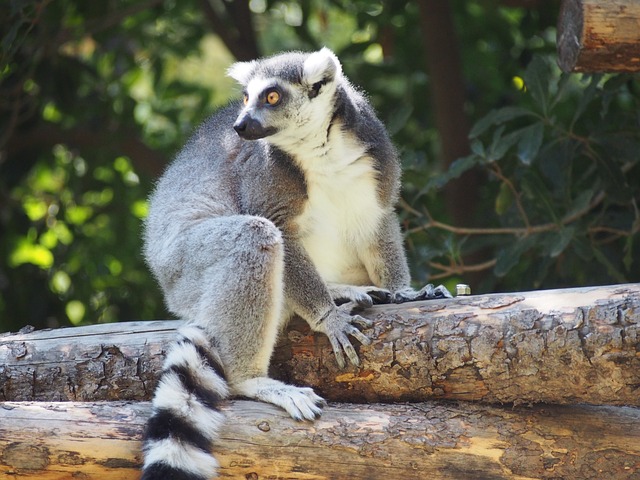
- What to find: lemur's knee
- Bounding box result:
[225,217,283,261]
[241,216,283,251]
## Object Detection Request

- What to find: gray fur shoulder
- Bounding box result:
[177,102,243,167]
[332,82,401,206]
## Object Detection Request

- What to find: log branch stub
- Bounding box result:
[0,400,639,480]
[558,0,640,72]
[0,284,639,406]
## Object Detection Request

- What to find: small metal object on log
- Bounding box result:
[455,283,471,296]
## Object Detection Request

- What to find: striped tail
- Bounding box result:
[141,325,229,480]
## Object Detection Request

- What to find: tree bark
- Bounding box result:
[199,0,259,61]
[0,400,639,480]
[416,0,480,227]
[416,0,487,286]
[558,0,640,72]
[1,284,638,406]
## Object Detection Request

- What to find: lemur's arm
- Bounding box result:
[283,239,372,369]
[362,211,452,303]
[360,211,411,291]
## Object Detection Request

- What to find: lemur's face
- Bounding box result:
[231,77,296,141]
[228,48,341,147]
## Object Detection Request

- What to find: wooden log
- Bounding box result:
[0,400,639,480]
[557,0,640,72]
[1,283,639,406]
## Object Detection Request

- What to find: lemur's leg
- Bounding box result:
[188,215,324,421]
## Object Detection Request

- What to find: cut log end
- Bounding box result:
[558,0,640,72]
[557,0,584,72]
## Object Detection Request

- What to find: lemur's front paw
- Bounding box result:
[315,304,373,369]
[327,284,391,308]
[393,284,452,303]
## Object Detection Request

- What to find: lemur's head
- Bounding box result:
[227,48,342,148]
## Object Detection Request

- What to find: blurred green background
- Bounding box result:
[2,0,639,332]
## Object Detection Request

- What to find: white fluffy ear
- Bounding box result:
[303,47,342,86]
[226,60,256,85]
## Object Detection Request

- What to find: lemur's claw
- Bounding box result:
[392,284,453,303]
[367,288,393,304]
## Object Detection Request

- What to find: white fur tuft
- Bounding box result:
[227,60,256,85]
[303,47,342,85]
[177,325,209,347]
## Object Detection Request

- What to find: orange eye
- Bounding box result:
[266,90,280,105]
[243,94,249,105]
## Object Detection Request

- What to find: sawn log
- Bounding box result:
[0,400,639,480]
[1,283,639,406]
[558,0,640,72]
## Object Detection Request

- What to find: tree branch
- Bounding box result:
[428,258,498,279]
[489,162,531,230]
[409,189,608,237]
[416,0,480,228]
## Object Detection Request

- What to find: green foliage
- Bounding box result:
[6,146,157,326]
[1,0,638,331]
[0,0,226,330]
[419,57,640,291]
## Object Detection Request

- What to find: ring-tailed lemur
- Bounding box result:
[141,47,450,479]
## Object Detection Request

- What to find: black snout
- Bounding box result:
[233,115,277,140]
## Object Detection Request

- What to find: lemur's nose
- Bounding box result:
[233,115,275,140]
[232,118,249,134]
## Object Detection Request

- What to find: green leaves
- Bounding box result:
[523,55,552,116]
[468,90,547,167]
[420,154,478,195]
[469,106,534,138]
[516,122,543,165]
[2,2,639,331]
[469,111,545,166]
[423,54,640,287]
[494,235,538,277]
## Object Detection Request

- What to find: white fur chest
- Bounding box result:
[292,128,384,284]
